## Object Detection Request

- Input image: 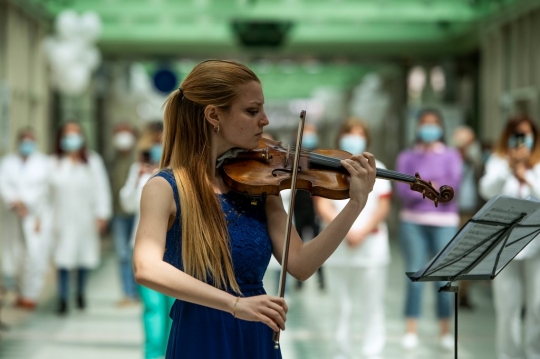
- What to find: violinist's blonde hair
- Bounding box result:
[161,60,260,294]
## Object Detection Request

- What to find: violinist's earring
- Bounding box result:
[213,125,220,133]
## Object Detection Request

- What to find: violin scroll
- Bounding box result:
[409,172,455,207]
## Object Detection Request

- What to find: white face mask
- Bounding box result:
[339,134,367,154]
[114,132,135,151]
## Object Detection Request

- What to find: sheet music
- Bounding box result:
[424,222,504,277]
[410,195,540,280]
[521,196,540,225]
[468,227,540,275]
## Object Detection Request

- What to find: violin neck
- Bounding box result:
[309,153,417,184]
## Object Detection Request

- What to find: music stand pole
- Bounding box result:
[439,282,458,359]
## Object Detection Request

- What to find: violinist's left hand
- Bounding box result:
[340,152,376,210]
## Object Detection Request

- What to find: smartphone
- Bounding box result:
[509,132,527,148]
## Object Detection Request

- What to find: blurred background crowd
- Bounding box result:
[1,0,540,358]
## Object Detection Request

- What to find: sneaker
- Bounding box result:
[15,298,37,310]
[76,295,86,310]
[57,299,67,316]
[440,333,454,351]
[401,332,419,350]
[116,298,139,308]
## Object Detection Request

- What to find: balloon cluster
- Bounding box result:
[43,10,102,96]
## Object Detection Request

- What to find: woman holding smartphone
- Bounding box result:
[479,116,540,359]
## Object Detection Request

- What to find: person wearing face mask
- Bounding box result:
[110,123,139,307]
[451,126,484,310]
[479,116,540,359]
[120,121,174,359]
[315,118,392,359]
[49,121,112,315]
[395,109,462,351]
[0,128,51,310]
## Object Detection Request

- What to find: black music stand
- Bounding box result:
[407,195,540,359]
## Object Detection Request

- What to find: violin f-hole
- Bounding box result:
[271,167,302,177]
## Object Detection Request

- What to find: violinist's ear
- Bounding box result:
[204,105,220,129]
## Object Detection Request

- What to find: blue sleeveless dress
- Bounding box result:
[156,170,282,359]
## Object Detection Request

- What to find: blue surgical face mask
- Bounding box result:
[302,133,318,150]
[150,144,162,164]
[418,124,443,143]
[508,133,535,150]
[19,140,36,156]
[61,134,84,152]
[525,135,535,150]
[339,135,366,154]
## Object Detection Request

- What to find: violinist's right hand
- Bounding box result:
[340,152,376,209]
[232,295,288,332]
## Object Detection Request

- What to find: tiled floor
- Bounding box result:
[0,242,496,359]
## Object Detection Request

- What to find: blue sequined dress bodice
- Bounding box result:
[155,169,281,359]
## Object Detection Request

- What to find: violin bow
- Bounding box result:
[273,110,306,349]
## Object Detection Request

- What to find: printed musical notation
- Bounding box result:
[410,195,540,281]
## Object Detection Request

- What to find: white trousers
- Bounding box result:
[328,265,387,359]
[1,213,50,300]
[493,257,540,359]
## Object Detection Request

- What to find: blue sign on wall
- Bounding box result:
[153,68,178,94]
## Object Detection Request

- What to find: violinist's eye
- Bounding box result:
[247,109,258,116]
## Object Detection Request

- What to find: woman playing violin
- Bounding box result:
[132,59,377,359]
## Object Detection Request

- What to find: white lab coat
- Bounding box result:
[49,152,112,269]
[118,162,149,247]
[479,154,540,359]
[479,154,540,259]
[0,152,52,300]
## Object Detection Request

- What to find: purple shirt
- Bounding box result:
[395,143,462,223]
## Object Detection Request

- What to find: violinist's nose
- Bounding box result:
[260,110,270,128]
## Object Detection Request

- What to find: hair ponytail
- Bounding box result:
[162,60,260,293]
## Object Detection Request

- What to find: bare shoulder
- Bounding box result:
[144,175,172,192]
[141,176,175,216]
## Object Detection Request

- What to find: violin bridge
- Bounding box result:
[261,147,272,160]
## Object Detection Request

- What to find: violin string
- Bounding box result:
[310,152,416,182]
[283,147,417,183]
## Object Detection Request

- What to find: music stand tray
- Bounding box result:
[407,195,540,359]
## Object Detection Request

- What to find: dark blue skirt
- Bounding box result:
[165,282,283,359]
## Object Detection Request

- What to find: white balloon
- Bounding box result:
[54,63,91,96]
[56,10,80,40]
[48,40,85,71]
[79,12,102,44]
[80,46,102,71]
[42,36,58,58]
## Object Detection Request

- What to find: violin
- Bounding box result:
[221,137,454,206]
[220,111,454,349]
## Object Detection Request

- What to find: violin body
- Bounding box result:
[221,138,352,200]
